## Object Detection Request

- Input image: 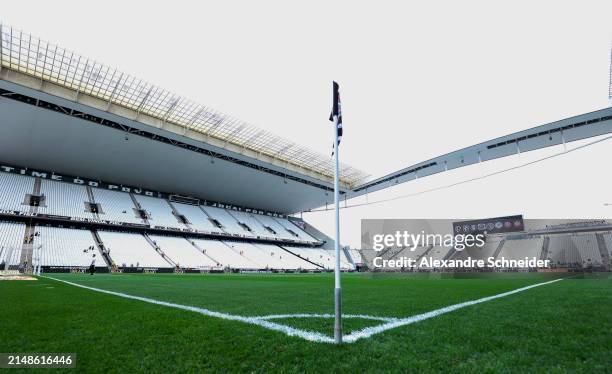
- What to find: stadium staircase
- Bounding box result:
[186,239,223,266]
[85,186,101,220]
[129,193,150,225]
[198,206,230,235]
[19,223,36,271]
[28,178,42,214]
[539,237,550,261]
[343,247,355,265]
[90,230,113,269]
[166,201,190,229]
[490,239,506,261]
[595,234,610,270]
[277,245,326,269]
[142,233,177,267]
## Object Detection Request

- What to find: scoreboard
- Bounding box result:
[453,215,524,235]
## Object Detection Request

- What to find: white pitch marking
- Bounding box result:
[342,278,564,343]
[42,276,334,343]
[42,276,563,344]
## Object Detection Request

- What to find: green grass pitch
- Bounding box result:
[1,272,610,373]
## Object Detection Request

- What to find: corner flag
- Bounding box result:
[330,81,343,155]
[330,81,343,344]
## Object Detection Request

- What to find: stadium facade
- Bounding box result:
[1,25,611,274]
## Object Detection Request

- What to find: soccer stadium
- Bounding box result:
[1,6,612,372]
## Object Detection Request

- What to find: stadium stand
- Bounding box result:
[91,188,144,225]
[34,226,100,267]
[348,249,363,264]
[497,237,544,266]
[256,214,300,240]
[201,206,254,237]
[603,233,612,257]
[133,195,184,229]
[0,173,33,212]
[571,234,603,266]
[275,217,316,241]
[190,239,259,269]
[38,179,93,219]
[253,243,318,270]
[229,210,276,238]
[98,231,170,268]
[0,221,26,267]
[547,234,583,267]
[148,235,219,269]
[222,241,280,269]
[172,203,221,233]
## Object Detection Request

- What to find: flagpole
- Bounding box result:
[333,112,343,344]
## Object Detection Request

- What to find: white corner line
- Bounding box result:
[41,276,564,344]
[342,277,564,343]
[41,276,334,343]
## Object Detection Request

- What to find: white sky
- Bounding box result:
[3,1,612,247]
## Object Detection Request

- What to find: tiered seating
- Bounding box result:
[201,206,253,237]
[425,246,452,262]
[349,249,363,264]
[451,237,502,261]
[497,237,543,264]
[603,233,612,257]
[228,210,274,238]
[0,221,26,266]
[253,243,317,269]
[324,249,352,269]
[222,241,276,268]
[0,173,33,212]
[571,235,602,266]
[288,247,331,268]
[393,245,431,262]
[34,226,99,267]
[38,179,93,219]
[92,188,143,224]
[256,214,297,240]
[190,239,258,269]
[274,217,315,241]
[149,235,218,268]
[172,203,220,233]
[134,195,183,229]
[98,231,170,268]
[548,235,582,267]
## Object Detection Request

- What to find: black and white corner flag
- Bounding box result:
[330,81,343,155]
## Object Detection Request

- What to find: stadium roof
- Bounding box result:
[0,24,369,187]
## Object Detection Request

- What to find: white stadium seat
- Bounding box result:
[201,206,254,237]
[92,188,144,225]
[255,214,298,241]
[134,195,183,229]
[0,173,34,212]
[0,221,26,266]
[34,226,100,267]
[148,235,218,268]
[190,239,259,269]
[38,179,94,219]
[497,237,544,266]
[274,217,316,242]
[173,203,223,233]
[98,231,170,268]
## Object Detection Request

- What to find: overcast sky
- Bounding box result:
[3,1,612,247]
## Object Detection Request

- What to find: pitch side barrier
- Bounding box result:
[0,211,324,249]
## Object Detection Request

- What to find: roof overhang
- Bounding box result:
[346,106,612,200]
[0,76,351,214]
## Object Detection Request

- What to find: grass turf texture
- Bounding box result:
[0,273,609,373]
